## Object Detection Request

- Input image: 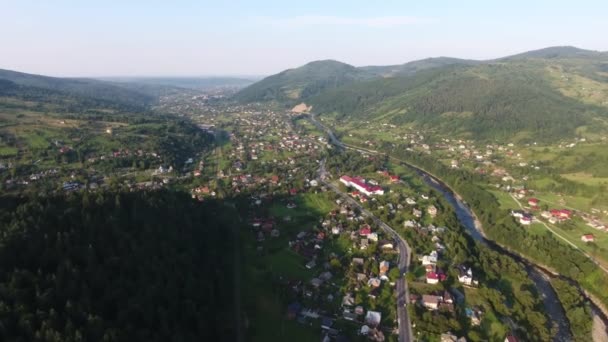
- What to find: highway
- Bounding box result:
[312,115,414,342]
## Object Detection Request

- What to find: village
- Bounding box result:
[177,103,528,341]
[319,118,608,271]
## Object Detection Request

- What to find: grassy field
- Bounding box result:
[489,189,608,266]
[487,188,521,210]
[561,172,608,187]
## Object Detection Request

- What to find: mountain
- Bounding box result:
[0,69,154,109]
[500,46,604,60]
[360,57,480,77]
[101,76,258,90]
[234,60,373,104]
[238,46,608,141]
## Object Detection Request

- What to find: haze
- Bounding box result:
[1,0,607,77]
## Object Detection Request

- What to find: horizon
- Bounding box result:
[4,44,605,79]
[1,1,608,77]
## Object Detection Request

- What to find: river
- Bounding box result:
[415,171,572,341]
[308,114,576,341]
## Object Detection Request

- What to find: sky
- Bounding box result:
[1,0,607,77]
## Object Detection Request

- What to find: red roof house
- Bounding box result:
[528,198,539,206]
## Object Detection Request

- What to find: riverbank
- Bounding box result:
[309,114,608,339]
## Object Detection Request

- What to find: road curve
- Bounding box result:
[312,117,414,341]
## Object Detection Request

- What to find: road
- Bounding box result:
[509,193,608,274]
[312,117,414,341]
[309,114,578,341]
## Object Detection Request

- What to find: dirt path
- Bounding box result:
[592,309,608,342]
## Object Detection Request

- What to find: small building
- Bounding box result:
[581,234,595,243]
[428,205,438,217]
[422,294,441,310]
[364,311,382,326]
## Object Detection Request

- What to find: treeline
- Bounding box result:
[0,190,237,342]
[393,149,608,318]
[551,279,593,341]
[0,79,149,114]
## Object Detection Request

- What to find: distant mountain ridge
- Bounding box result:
[236,46,608,141]
[0,69,154,109]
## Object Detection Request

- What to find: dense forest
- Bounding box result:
[311,63,606,141]
[0,190,237,342]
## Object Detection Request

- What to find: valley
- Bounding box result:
[2,45,608,342]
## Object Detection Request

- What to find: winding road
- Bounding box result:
[308,113,575,341]
[312,116,414,341]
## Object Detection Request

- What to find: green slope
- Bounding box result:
[234,60,374,104]
[0,69,154,109]
[238,46,608,141]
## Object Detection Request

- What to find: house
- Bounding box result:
[352,258,365,266]
[380,241,394,249]
[421,251,438,265]
[359,224,372,236]
[581,234,595,242]
[427,205,438,217]
[310,278,324,288]
[551,209,572,219]
[422,294,441,310]
[340,175,385,196]
[413,208,422,218]
[365,311,382,326]
[379,261,390,275]
[519,214,532,225]
[342,293,355,307]
[354,306,365,315]
[504,334,520,342]
[367,278,381,288]
[528,198,539,207]
[457,265,474,285]
[360,238,369,250]
[390,175,400,183]
[343,311,358,321]
[426,271,446,284]
[465,307,482,326]
[406,197,416,205]
[368,232,379,242]
[441,333,458,342]
[404,220,417,228]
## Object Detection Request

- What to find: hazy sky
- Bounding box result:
[1,0,607,77]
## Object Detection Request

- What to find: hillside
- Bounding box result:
[0,69,154,109]
[0,190,237,341]
[234,60,373,104]
[360,57,480,77]
[102,76,257,90]
[238,46,608,141]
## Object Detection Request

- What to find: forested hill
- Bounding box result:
[237,46,608,141]
[234,60,373,104]
[0,69,154,109]
[0,190,238,341]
